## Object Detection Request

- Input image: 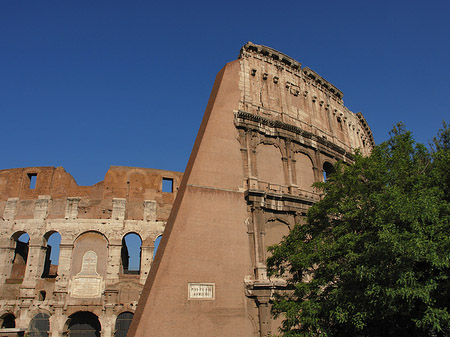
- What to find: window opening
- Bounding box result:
[1,314,16,328]
[68,311,101,337]
[42,232,61,278]
[323,162,335,182]
[121,233,142,274]
[39,290,46,301]
[29,313,50,337]
[153,235,162,259]
[28,173,37,189]
[114,312,134,337]
[10,233,29,280]
[162,178,173,193]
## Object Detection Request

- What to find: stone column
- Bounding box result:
[100,305,115,337]
[0,237,15,283]
[51,304,66,337]
[112,198,126,221]
[0,198,19,283]
[140,244,153,285]
[55,242,73,292]
[20,237,46,299]
[106,241,122,285]
[143,201,156,222]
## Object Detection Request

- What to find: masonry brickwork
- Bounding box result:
[129,42,374,337]
[0,166,182,336]
[0,42,374,337]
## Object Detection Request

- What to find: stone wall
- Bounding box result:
[129,42,374,337]
[0,166,182,336]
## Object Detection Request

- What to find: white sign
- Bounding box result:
[69,251,104,298]
[188,283,215,300]
[71,276,102,298]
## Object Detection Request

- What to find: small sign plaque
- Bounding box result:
[71,276,102,298]
[188,283,215,300]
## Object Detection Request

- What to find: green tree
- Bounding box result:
[268,123,450,337]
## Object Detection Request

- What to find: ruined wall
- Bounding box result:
[129,42,374,337]
[0,166,182,337]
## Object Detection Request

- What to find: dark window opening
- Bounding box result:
[1,314,16,328]
[39,290,46,301]
[29,313,50,337]
[323,162,335,182]
[114,312,134,337]
[28,173,37,189]
[42,232,61,278]
[68,311,101,337]
[121,233,142,274]
[10,233,29,280]
[162,178,173,193]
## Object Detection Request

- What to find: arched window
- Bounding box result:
[153,235,162,258]
[29,313,50,337]
[67,311,101,337]
[10,232,29,280]
[295,152,315,192]
[256,144,285,186]
[323,161,335,182]
[121,233,142,274]
[42,232,61,278]
[114,312,134,337]
[0,313,15,328]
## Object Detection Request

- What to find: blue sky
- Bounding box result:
[1,0,449,186]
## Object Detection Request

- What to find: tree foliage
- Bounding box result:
[267,123,450,336]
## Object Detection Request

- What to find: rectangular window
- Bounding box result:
[162,178,173,193]
[28,173,37,189]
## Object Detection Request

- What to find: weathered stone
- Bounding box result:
[0,166,182,337]
[129,42,373,337]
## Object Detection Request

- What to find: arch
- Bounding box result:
[256,143,285,185]
[264,218,291,260]
[10,232,29,280]
[255,138,287,158]
[71,232,108,280]
[114,311,134,337]
[29,312,50,337]
[42,231,61,278]
[67,311,101,337]
[121,233,142,274]
[74,230,109,245]
[153,235,162,258]
[0,313,15,328]
[323,161,335,181]
[294,151,315,192]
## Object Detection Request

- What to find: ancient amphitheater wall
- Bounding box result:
[0,166,182,336]
[130,42,375,337]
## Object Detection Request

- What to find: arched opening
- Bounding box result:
[295,152,315,192]
[121,233,142,274]
[29,312,50,337]
[323,161,335,182]
[10,232,29,280]
[0,313,16,328]
[153,235,162,259]
[67,311,101,337]
[256,144,285,186]
[70,232,108,298]
[265,219,291,252]
[42,231,61,278]
[114,312,134,337]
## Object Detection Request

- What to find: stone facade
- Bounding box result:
[129,42,374,337]
[0,166,182,336]
[0,42,375,337]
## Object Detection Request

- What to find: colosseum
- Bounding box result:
[0,42,373,337]
[0,166,182,336]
